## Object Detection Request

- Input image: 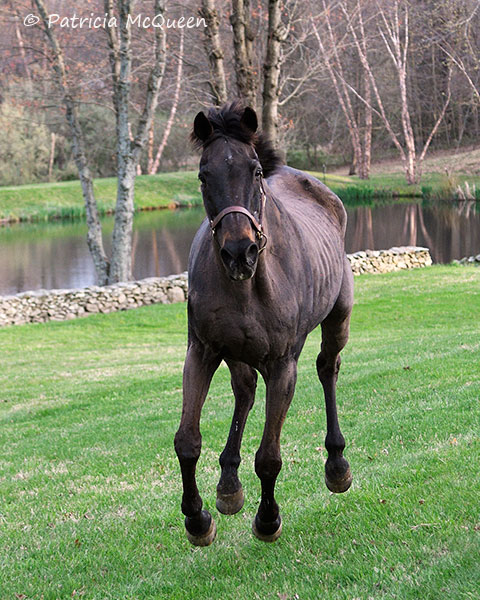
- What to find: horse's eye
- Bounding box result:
[255,168,263,178]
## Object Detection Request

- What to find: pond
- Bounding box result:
[1,200,479,295]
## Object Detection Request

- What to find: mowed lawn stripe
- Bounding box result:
[0,265,479,599]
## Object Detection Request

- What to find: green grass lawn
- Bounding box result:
[1,266,479,599]
[0,172,202,222]
[308,170,480,199]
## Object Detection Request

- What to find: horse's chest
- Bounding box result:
[192,302,291,363]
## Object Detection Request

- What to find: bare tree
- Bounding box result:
[33,0,110,284]
[149,27,184,174]
[200,0,228,105]
[102,0,166,282]
[312,2,372,178]
[262,0,286,145]
[35,0,167,283]
[231,0,257,107]
[341,0,452,184]
[439,1,480,102]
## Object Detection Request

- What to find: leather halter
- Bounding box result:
[209,178,268,252]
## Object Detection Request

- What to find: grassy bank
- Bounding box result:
[309,170,480,201]
[0,171,202,222]
[1,266,479,599]
[1,166,480,223]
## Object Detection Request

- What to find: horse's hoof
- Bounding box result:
[185,511,217,547]
[325,459,352,493]
[216,487,244,515]
[252,515,282,543]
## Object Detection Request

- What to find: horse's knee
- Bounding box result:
[316,353,341,384]
[231,367,257,402]
[255,446,282,481]
[174,428,201,466]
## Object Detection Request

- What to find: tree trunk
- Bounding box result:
[107,0,166,283]
[150,27,184,175]
[358,11,372,180]
[48,132,56,182]
[360,78,372,180]
[147,123,155,174]
[14,11,32,85]
[200,0,228,105]
[231,0,257,107]
[109,0,134,282]
[34,0,110,285]
[312,8,363,178]
[262,0,283,145]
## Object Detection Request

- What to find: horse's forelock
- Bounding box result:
[191,102,283,177]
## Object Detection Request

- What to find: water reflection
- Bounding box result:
[346,201,480,263]
[0,200,479,295]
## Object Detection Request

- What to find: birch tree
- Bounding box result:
[312,1,372,178]
[262,0,286,145]
[33,0,109,284]
[341,0,452,184]
[104,0,166,282]
[149,27,184,174]
[35,0,167,283]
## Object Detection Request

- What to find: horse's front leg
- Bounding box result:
[216,360,257,515]
[253,358,297,543]
[174,342,221,546]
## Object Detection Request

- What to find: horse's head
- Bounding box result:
[192,105,268,282]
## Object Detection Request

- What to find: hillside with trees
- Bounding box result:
[0,0,478,184]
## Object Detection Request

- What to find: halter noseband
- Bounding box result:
[209,178,268,252]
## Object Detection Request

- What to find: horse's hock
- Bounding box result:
[0,247,432,327]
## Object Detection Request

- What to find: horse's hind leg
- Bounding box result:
[317,259,354,493]
[174,341,221,546]
[216,360,257,515]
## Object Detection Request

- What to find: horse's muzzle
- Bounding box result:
[220,238,259,281]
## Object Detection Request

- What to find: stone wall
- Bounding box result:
[347,246,432,274]
[452,254,480,266]
[0,247,432,327]
[0,273,188,327]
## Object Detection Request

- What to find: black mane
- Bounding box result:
[191,102,283,177]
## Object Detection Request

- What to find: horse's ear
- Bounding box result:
[193,111,213,143]
[241,107,258,133]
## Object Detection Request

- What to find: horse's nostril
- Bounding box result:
[220,247,234,266]
[245,243,258,265]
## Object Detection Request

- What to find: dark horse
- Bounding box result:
[174,103,353,546]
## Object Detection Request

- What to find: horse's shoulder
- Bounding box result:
[267,166,346,233]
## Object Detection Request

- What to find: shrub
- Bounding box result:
[0,101,51,186]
